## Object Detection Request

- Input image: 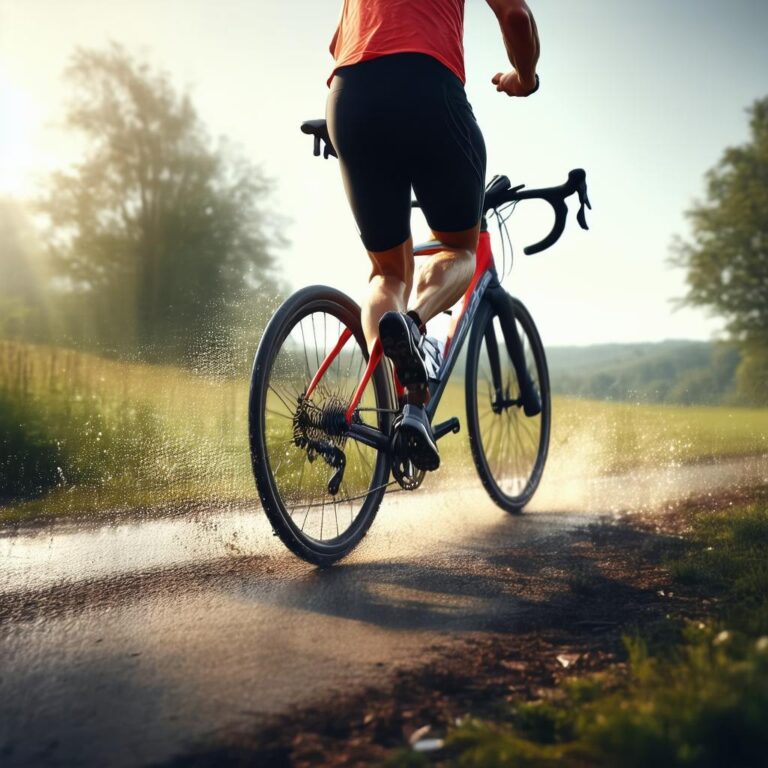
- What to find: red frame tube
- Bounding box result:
[345,338,382,424]
[444,230,492,356]
[304,327,353,400]
[305,231,494,425]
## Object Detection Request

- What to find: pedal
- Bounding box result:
[432,417,460,441]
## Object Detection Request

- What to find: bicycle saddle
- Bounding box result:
[300,119,337,158]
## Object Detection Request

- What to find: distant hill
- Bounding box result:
[546,340,740,405]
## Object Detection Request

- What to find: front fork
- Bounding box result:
[483,284,532,408]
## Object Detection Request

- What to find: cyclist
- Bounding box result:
[326,0,540,471]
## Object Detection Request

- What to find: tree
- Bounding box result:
[0,197,49,340]
[39,44,282,364]
[672,97,768,404]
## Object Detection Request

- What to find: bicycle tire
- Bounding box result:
[249,285,394,566]
[465,295,551,513]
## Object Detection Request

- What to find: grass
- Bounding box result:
[397,489,768,767]
[1,339,252,522]
[436,381,768,475]
[670,497,768,636]
[1,338,767,523]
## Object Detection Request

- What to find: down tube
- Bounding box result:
[426,271,494,421]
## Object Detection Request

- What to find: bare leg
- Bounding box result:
[411,225,480,324]
[360,237,414,351]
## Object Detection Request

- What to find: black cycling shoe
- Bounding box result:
[378,311,429,388]
[397,404,440,471]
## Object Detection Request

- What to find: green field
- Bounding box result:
[435,374,768,474]
[1,340,766,524]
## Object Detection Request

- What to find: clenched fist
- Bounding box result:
[492,71,539,97]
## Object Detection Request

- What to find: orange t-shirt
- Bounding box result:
[329,0,465,85]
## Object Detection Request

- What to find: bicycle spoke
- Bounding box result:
[265,408,292,421]
[299,319,312,381]
[296,460,307,523]
[353,439,373,475]
[268,384,296,415]
[333,494,339,537]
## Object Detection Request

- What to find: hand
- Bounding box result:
[492,70,539,97]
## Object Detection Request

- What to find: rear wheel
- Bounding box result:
[465,296,551,513]
[249,286,394,566]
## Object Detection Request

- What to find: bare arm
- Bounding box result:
[485,0,540,96]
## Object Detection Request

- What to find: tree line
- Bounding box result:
[0,44,282,371]
[548,341,742,406]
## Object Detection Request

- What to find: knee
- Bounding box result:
[369,273,408,299]
[454,247,476,267]
[442,247,475,267]
[418,248,474,285]
[367,239,414,286]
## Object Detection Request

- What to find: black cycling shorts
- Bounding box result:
[326,53,487,254]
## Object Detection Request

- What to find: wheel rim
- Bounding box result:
[474,313,545,501]
[262,307,386,545]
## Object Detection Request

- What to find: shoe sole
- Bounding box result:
[379,314,428,388]
[400,423,440,471]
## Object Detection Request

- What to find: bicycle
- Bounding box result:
[248,118,590,566]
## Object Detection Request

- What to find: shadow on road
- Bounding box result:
[155,518,690,768]
[2,515,684,640]
[226,519,681,634]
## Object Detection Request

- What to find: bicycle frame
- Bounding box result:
[302,229,526,453]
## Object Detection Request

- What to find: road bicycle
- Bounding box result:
[249,119,590,566]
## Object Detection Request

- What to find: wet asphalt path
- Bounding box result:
[1,456,766,767]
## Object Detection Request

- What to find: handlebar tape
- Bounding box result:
[520,169,589,255]
[523,198,568,255]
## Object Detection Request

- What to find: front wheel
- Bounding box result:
[249,286,394,566]
[465,296,551,513]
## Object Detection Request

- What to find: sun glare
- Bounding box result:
[0,76,37,196]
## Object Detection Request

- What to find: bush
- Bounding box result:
[0,388,163,503]
[0,393,61,499]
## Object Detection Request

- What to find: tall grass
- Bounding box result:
[1,339,766,522]
[0,339,252,517]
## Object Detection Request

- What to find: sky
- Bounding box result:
[1,0,767,346]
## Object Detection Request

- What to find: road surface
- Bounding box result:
[1,456,765,767]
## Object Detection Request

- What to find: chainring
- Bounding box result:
[390,428,425,490]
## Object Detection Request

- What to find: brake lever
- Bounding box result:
[576,183,591,230]
[313,135,321,157]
